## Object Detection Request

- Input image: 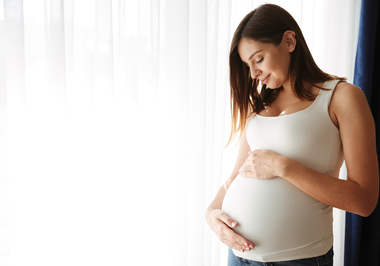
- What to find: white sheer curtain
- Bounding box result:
[0,0,360,265]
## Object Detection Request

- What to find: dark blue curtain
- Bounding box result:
[344,0,380,265]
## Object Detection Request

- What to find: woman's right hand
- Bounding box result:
[205,207,254,252]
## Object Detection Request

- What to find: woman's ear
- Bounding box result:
[283,30,296,52]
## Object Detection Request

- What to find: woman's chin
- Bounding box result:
[267,82,283,90]
[266,83,276,89]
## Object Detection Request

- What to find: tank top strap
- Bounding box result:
[317,79,344,111]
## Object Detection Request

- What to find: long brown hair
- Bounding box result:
[227,4,344,145]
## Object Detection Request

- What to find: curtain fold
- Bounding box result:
[344,0,380,265]
[0,1,361,265]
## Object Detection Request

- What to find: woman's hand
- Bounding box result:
[205,207,254,252]
[239,150,286,179]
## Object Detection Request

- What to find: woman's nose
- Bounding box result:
[250,67,261,79]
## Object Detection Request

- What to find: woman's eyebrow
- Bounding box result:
[249,50,263,60]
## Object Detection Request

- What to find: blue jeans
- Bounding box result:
[228,247,334,266]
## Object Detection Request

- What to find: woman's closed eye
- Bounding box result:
[244,57,263,67]
[256,57,263,63]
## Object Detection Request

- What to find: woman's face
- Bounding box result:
[237,36,293,89]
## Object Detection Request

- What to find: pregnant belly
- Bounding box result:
[222,175,329,258]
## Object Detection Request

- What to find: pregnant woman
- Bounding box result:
[205,4,379,266]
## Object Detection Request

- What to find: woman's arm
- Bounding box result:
[205,126,255,252]
[284,82,379,216]
[240,83,379,217]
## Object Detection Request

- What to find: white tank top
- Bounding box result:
[222,80,344,262]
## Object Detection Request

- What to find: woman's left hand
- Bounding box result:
[238,150,286,179]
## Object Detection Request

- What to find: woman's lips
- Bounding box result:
[261,74,270,85]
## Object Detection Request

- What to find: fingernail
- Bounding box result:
[240,249,244,252]
[231,222,237,227]
[246,247,250,251]
[249,244,254,249]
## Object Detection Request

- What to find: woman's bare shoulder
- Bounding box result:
[334,81,365,98]
[329,81,373,129]
[331,81,369,112]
